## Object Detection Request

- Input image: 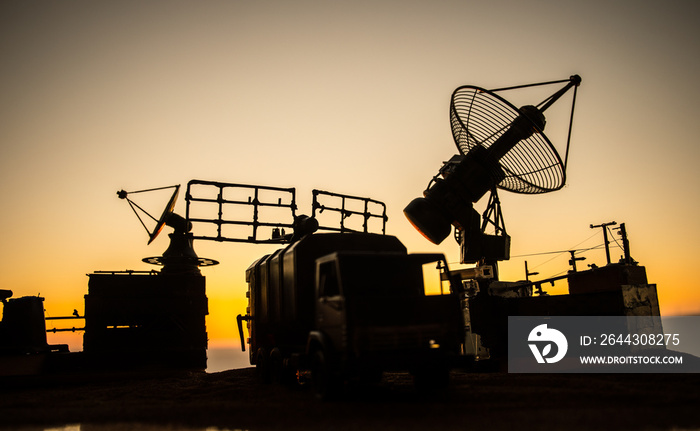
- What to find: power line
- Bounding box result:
[515,227,622,277]
[449,228,625,276]
[511,230,600,259]
[512,231,602,272]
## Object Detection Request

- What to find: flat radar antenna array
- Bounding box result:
[184,180,388,244]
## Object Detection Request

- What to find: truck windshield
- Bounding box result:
[338,255,446,297]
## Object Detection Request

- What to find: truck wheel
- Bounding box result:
[311,349,340,400]
[255,347,271,383]
[269,347,294,385]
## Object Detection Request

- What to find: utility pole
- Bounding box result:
[617,223,632,264]
[525,260,539,281]
[590,221,617,265]
[568,250,586,272]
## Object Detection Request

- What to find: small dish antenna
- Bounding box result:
[148,186,180,245]
[117,185,182,244]
[117,184,218,273]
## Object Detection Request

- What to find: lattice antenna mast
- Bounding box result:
[481,188,506,237]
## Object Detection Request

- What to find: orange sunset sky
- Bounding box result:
[1,0,699,352]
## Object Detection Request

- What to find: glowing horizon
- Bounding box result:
[3,0,700,353]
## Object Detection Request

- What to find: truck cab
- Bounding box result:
[309,251,464,397]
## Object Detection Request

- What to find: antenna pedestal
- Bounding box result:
[162,232,201,274]
[143,232,218,274]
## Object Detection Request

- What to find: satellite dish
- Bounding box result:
[451,86,564,194]
[148,185,180,245]
[404,75,581,246]
[117,185,182,244]
[118,184,218,273]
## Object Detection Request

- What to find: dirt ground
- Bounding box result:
[1,367,700,431]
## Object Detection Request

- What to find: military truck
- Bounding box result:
[237,231,464,398]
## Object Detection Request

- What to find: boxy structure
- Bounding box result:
[83,271,208,370]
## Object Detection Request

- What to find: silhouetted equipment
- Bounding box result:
[184,180,387,244]
[0,290,11,302]
[1,294,52,354]
[118,185,219,273]
[311,189,388,234]
[1,292,69,376]
[89,180,395,373]
[83,270,208,369]
[461,221,662,361]
[15,75,663,378]
[117,185,181,245]
[239,232,463,398]
[45,310,84,333]
[590,221,617,265]
[568,250,586,272]
[524,261,538,281]
[617,223,633,264]
[185,180,299,244]
[402,76,665,364]
[405,75,581,266]
[82,184,217,370]
[203,180,463,397]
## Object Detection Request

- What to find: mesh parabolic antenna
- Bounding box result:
[450,75,581,194]
[404,75,581,246]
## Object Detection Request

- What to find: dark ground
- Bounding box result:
[1,368,700,431]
